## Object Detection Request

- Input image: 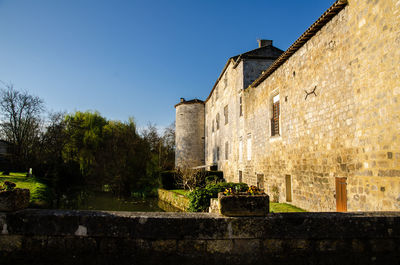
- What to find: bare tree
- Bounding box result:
[161,122,175,170]
[0,82,44,170]
[176,160,206,191]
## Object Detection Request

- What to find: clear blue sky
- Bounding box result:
[0,0,335,128]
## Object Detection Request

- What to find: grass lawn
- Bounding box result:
[170,189,306,212]
[170,189,190,196]
[270,202,306,213]
[0,172,50,207]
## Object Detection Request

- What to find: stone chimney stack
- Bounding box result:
[257,39,273,48]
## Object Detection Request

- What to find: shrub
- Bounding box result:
[176,167,207,191]
[187,182,248,212]
[0,181,17,191]
[160,170,178,190]
[204,171,224,185]
[205,175,222,185]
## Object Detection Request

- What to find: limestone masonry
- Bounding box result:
[175,0,400,212]
[1,209,400,264]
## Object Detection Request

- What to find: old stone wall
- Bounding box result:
[241,0,400,211]
[205,61,242,178]
[0,209,399,265]
[175,101,205,168]
[203,0,400,212]
[205,59,276,180]
[157,188,189,211]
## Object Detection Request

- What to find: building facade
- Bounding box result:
[175,0,400,212]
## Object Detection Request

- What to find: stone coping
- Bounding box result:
[1,209,399,239]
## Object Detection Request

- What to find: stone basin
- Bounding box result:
[217,192,269,217]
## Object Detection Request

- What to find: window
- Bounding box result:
[216,113,220,130]
[217,146,220,161]
[212,120,214,132]
[239,171,243,183]
[225,141,229,160]
[224,105,229,125]
[216,87,218,100]
[239,138,243,162]
[239,96,243,117]
[247,134,252,161]
[271,94,280,136]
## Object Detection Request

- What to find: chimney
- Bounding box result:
[257,39,272,48]
[180,98,185,103]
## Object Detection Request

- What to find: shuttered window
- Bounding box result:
[239,96,243,117]
[271,94,280,136]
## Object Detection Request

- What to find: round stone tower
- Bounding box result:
[175,98,205,169]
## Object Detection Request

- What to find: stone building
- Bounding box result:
[175,0,400,212]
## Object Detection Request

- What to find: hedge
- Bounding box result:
[187,182,248,212]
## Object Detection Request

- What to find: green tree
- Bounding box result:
[63,111,107,185]
[34,112,82,199]
[98,119,152,197]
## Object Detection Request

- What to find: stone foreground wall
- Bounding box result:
[0,209,400,265]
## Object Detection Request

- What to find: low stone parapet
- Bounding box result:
[0,209,400,264]
[157,188,189,211]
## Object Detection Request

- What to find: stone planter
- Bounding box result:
[218,192,269,217]
[0,188,30,212]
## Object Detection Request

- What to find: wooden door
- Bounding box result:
[335,177,347,212]
[285,175,292,202]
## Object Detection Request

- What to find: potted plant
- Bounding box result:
[217,186,269,217]
[0,181,30,212]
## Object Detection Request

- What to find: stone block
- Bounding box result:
[177,240,206,255]
[0,189,30,212]
[151,239,177,253]
[232,239,261,254]
[218,192,269,217]
[0,235,23,252]
[206,240,233,254]
[263,239,284,254]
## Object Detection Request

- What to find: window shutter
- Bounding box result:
[272,101,280,136]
